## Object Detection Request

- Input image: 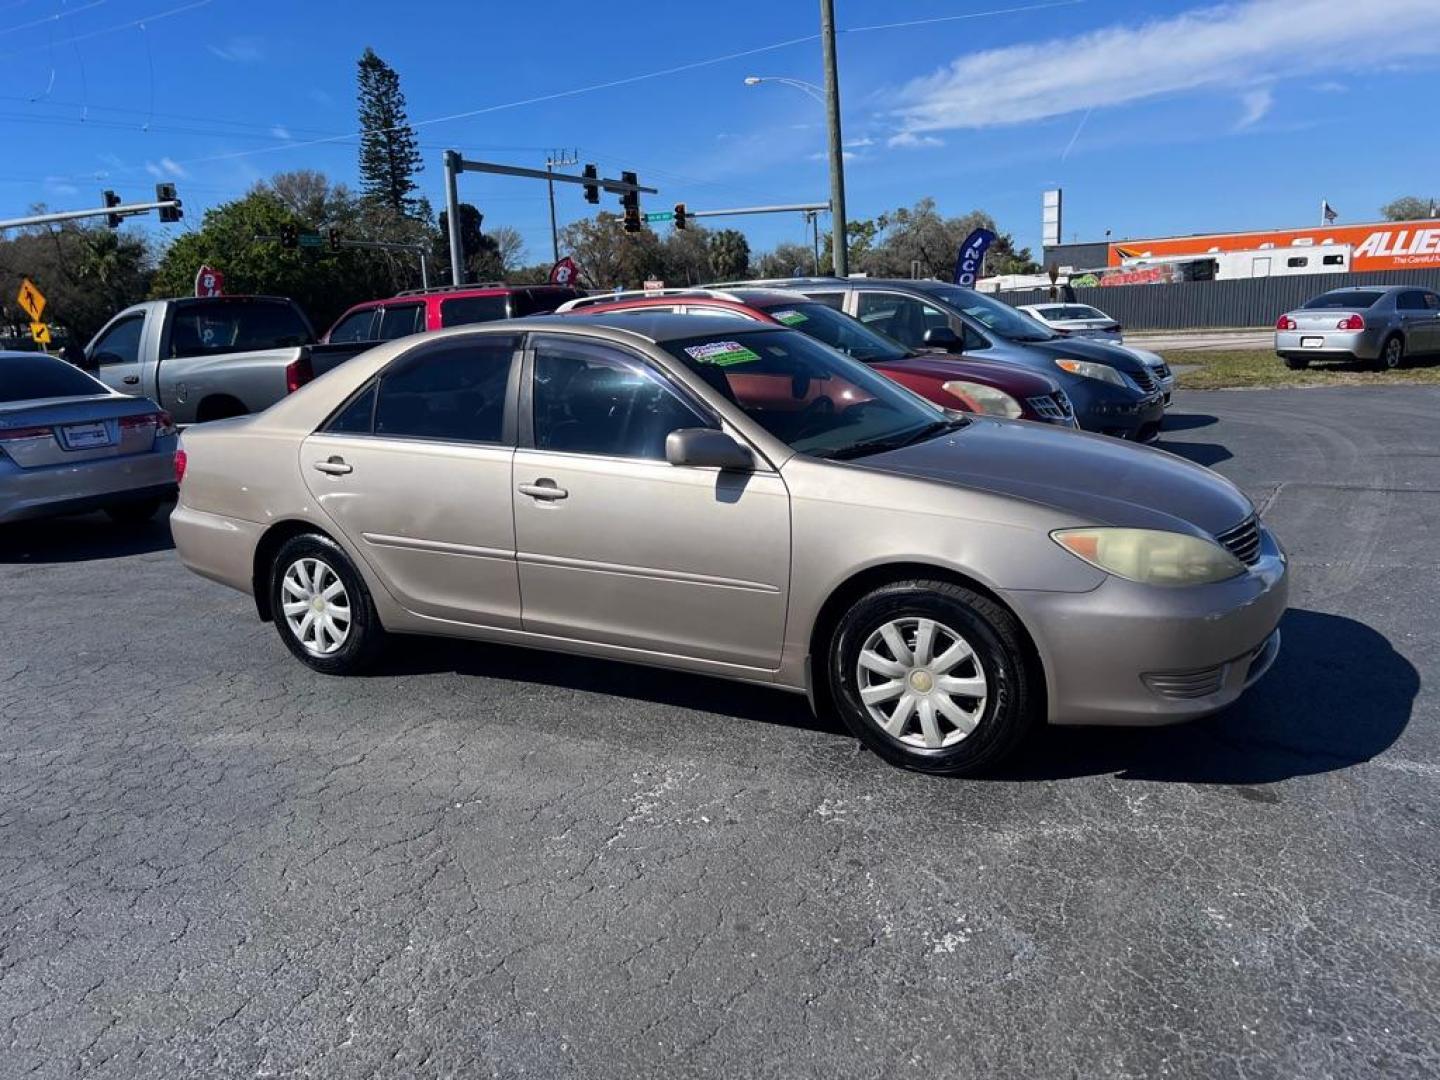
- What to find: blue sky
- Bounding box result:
[4,0,1438,266]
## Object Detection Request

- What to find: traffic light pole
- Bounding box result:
[685,202,831,220]
[0,198,182,232]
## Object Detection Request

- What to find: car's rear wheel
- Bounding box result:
[828,580,1038,775]
[269,533,386,674]
[1378,335,1404,371]
[1281,356,1309,370]
[105,498,161,524]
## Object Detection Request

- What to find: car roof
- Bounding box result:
[513,311,786,343]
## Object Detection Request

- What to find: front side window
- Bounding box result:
[531,338,708,460]
[1397,291,1428,311]
[855,292,952,350]
[168,300,311,357]
[440,295,509,327]
[92,315,144,366]
[328,309,377,343]
[376,303,425,341]
[1425,293,1440,311]
[661,330,952,460]
[371,336,518,443]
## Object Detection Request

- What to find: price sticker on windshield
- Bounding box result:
[772,309,808,326]
[683,341,760,367]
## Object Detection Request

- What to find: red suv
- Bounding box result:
[556,288,1077,427]
[323,283,584,344]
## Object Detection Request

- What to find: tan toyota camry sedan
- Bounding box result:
[171,313,1287,775]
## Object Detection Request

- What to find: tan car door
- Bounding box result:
[301,334,524,628]
[512,334,790,672]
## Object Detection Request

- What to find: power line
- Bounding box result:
[0,0,106,36]
[0,0,215,60]
[845,0,1085,33]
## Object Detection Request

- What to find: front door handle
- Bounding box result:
[122,375,140,385]
[518,479,568,500]
[313,456,353,476]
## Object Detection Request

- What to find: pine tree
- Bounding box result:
[356,47,423,216]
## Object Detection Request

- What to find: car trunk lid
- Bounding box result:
[0,395,163,468]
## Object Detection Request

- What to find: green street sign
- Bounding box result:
[644,211,674,223]
[298,233,325,248]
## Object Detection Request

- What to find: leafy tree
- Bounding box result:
[661,225,712,285]
[258,169,353,223]
[1380,195,1439,222]
[706,229,751,281]
[813,200,1038,281]
[506,261,556,285]
[0,222,151,343]
[559,214,666,289]
[489,226,527,273]
[357,47,423,216]
[754,241,820,279]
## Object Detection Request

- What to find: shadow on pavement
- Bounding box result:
[1156,412,1218,432]
[999,608,1417,785]
[379,636,843,738]
[1158,439,1233,468]
[0,508,175,564]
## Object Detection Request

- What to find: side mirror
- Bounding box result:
[665,428,754,471]
[922,326,962,350]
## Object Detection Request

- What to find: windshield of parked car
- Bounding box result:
[756,302,911,363]
[0,354,105,402]
[662,330,958,460]
[1302,290,1385,310]
[918,284,1058,342]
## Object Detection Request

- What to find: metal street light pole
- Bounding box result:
[819,0,848,277]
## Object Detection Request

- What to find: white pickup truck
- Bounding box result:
[70,295,372,425]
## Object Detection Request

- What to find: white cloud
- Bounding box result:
[1236,86,1274,128]
[889,0,1440,135]
[207,36,263,63]
[1312,80,1348,93]
[145,158,189,180]
[809,150,859,162]
[271,125,291,140]
[887,131,944,149]
[845,137,876,148]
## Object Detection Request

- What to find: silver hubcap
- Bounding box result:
[856,617,988,749]
[281,557,351,657]
[1385,341,1401,366]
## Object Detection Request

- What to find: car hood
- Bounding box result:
[1022,335,1149,374]
[858,417,1253,535]
[873,354,1060,395]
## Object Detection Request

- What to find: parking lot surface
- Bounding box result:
[2,386,1437,1079]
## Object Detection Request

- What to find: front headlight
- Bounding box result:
[1052,528,1245,586]
[1054,357,1127,387]
[941,380,1023,419]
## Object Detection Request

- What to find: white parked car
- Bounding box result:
[1020,303,1124,343]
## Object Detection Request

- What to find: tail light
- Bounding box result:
[1112,324,1123,333]
[1337,314,1365,331]
[0,425,52,442]
[1276,315,1297,330]
[174,447,187,485]
[285,355,314,394]
[118,411,177,437]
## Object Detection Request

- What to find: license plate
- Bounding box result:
[1301,336,1324,348]
[60,421,112,450]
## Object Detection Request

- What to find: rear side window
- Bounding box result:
[376,303,425,341]
[440,295,509,327]
[325,383,377,434]
[0,355,104,403]
[1302,291,1384,310]
[168,300,312,357]
[372,336,518,443]
[328,309,378,343]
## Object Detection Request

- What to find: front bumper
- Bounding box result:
[1275,328,1381,361]
[1006,526,1289,727]
[1063,377,1166,441]
[0,448,177,524]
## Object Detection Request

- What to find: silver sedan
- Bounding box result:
[1275,285,1440,370]
[171,315,1288,776]
[1019,303,1124,343]
[1,351,177,524]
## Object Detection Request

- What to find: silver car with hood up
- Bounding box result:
[171,315,1287,776]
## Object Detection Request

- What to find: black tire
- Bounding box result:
[1281,356,1310,371]
[268,533,387,675]
[827,580,1039,776]
[105,498,161,524]
[1377,335,1404,371]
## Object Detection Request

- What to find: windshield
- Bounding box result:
[759,302,910,363]
[1302,290,1385,310]
[1,354,105,403]
[662,330,955,459]
[920,284,1058,342]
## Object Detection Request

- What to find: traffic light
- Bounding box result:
[279,223,299,250]
[327,227,341,252]
[103,190,122,229]
[674,202,687,230]
[155,183,182,223]
[620,171,640,233]
[582,163,600,205]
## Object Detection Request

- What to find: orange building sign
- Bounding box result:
[1109,219,1440,272]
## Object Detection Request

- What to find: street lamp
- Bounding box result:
[743,75,826,106]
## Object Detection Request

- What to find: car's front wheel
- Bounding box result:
[828,580,1038,775]
[269,533,386,674]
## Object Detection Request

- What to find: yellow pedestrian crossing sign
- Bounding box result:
[29,321,51,346]
[17,277,45,322]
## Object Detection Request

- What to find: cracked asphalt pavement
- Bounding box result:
[2,386,1437,1079]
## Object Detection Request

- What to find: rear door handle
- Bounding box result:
[122,375,139,385]
[518,479,568,500]
[313,456,353,475]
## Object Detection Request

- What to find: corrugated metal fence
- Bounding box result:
[995,268,1440,330]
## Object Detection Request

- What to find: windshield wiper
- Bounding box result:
[821,418,967,461]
